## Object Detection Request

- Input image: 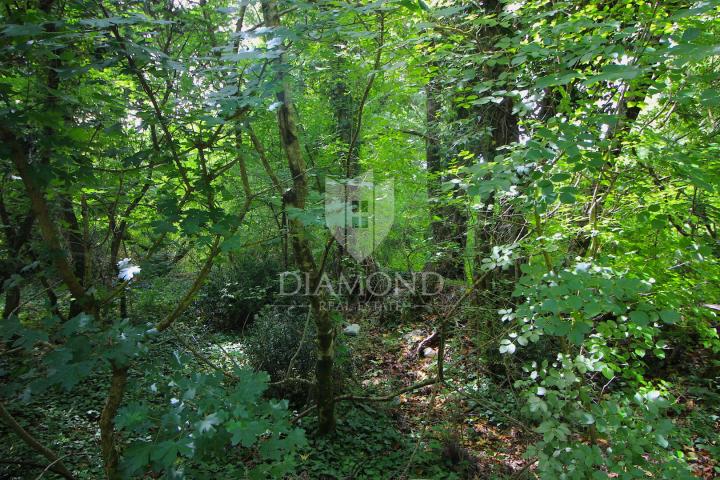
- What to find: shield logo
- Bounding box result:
[325,171,394,262]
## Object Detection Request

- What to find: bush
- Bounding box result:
[132,272,191,322]
[244,304,316,383]
[117,355,307,479]
[195,254,283,331]
[244,304,354,404]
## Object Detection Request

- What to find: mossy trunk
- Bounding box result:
[313,304,336,434]
[262,0,336,435]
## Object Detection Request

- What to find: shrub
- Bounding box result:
[195,254,283,331]
[132,272,191,322]
[244,304,317,383]
[117,354,307,478]
[244,304,354,404]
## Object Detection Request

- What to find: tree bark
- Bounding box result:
[261,0,336,435]
[425,73,468,278]
[99,366,128,480]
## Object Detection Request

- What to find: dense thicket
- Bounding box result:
[1,0,718,479]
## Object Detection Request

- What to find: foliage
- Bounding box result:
[298,404,457,479]
[117,354,306,479]
[244,304,317,384]
[1,0,719,478]
[195,255,284,331]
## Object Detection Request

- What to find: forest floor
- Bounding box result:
[342,316,532,478]
[1,309,719,479]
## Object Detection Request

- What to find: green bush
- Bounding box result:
[195,255,283,331]
[244,304,317,383]
[132,273,191,322]
[244,304,354,404]
[117,354,307,479]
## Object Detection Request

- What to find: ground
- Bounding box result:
[1,309,718,479]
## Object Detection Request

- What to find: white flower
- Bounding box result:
[118,258,141,281]
[537,387,547,396]
[499,339,516,354]
[645,391,662,402]
[498,309,516,322]
[574,262,592,273]
[482,245,516,271]
[117,258,132,269]
[515,163,534,175]
[502,185,519,198]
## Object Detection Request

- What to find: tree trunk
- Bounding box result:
[329,45,358,177]
[99,365,128,480]
[261,0,336,435]
[426,74,468,278]
[2,286,20,320]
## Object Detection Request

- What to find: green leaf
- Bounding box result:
[221,234,244,253]
[150,440,178,468]
[568,321,592,345]
[559,191,576,204]
[583,65,641,86]
[659,310,680,324]
[1,24,44,37]
[121,442,151,476]
[629,310,650,327]
[228,420,267,447]
[579,412,595,425]
[655,434,669,448]
[535,72,579,89]
[197,413,221,433]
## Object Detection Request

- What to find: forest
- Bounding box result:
[0,0,719,478]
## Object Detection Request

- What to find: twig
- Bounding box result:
[336,377,438,402]
[34,455,68,480]
[345,11,385,175]
[512,458,538,478]
[399,383,440,479]
[284,309,312,380]
[170,329,238,380]
[0,401,75,480]
[291,404,316,424]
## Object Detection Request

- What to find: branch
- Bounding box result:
[345,11,385,174]
[1,127,87,306]
[336,377,439,403]
[248,124,283,196]
[154,235,222,332]
[100,2,193,194]
[395,128,436,141]
[0,401,75,480]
